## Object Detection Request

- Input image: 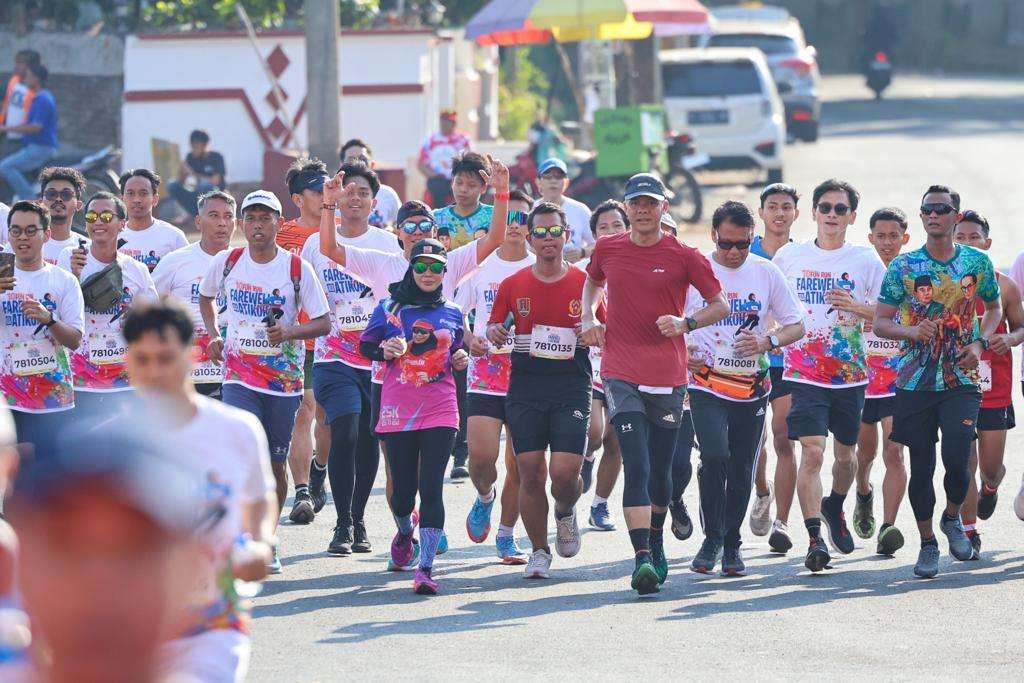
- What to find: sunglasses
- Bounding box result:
[8,226,46,238]
[815,202,851,216]
[507,209,528,226]
[530,225,566,239]
[717,239,751,251]
[921,202,957,216]
[42,188,76,202]
[401,219,435,234]
[85,210,117,224]
[412,261,445,274]
[412,326,431,335]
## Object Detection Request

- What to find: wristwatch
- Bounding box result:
[44,311,57,328]
[768,334,781,350]
[978,337,990,351]
[684,316,698,332]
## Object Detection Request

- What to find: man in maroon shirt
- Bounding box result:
[582,173,728,595]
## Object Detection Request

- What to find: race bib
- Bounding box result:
[11,340,58,376]
[88,330,126,366]
[529,325,576,360]
[712,343,759,375]
[865,334,901,358]
[979,360,992,392]
[335,298,374,333]
[236,319,278,356]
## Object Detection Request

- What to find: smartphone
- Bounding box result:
[504,312,515,329]
[0,251,15,278]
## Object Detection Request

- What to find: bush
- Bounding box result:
[498,47,548,140]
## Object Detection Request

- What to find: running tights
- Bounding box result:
[328,412,380,528]
[907,436,973,523]
[671,411,696,502]
[383,427,457,529]
[612,412,677,508]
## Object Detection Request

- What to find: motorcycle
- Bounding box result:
[866,51,893,100]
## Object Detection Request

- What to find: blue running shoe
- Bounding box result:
[588,502,616,531]
[466,492,495,543]
[437,531,449,555]
[496,535,528,565]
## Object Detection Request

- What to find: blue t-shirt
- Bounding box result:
[433,203,493,249]
[750,234,792,367]
[24,89,58,148]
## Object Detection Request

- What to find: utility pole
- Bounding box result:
[305,0,340,163]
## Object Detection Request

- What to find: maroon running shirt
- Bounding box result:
[587,232,721,387]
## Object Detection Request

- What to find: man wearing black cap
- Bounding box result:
[581,172,728,595]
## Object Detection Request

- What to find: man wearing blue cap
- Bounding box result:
[537,157,595,263]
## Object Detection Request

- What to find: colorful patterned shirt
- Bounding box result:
[433,203,494,249]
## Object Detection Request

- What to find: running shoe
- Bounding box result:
[967,530,982,559]
[631,557,661,596]
[437,531,449,555]
[413,567,438,595]
[1015,475,1024,521]
[352,521,372,553]
[749,482,774,537]
[267,545,282,575]
[690,539,722,574]
[768,520,793,554]
[524,549,552,579]
[390,530,415,569]
[721,547,746,577]
[581,456,595,493]
[555,509,581,558]
[288,490,315,525]
[820,497,855,554]
[804,536,831,573]
[650,534,669,584]
[939,514,974,561]
[328,525,353,556]
[450,455,469,480]
[977,486,999,521]
[853,489,876,540]
[496,536,528,565]
[309,461,328,513]
[588,502,616,531]
[913,543,940,579]
[669,500,693,541]
[876,525,904,556]
[387,540,420,572]
[466,492,495,543]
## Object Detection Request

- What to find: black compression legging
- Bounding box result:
[613,412,678,508]
[671,410,696,502]
[383,427,457,529]
[328,410,380,527]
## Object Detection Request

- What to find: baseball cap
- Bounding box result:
[660,212,678,235]
[409,238,448,264]
[538,158,568,176]
[287,169,329,195]
[624,173,668,202]
[240,189,283,214]
[396,201,435,227]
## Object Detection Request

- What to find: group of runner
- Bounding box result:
[3,147,1024,677]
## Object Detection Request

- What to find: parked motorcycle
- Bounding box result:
[866,51,893,100]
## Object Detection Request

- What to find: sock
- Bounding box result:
[825,489,846,509]
[805,517,822,540]
[963,522,976,534]
[856,489,871,504]
[395,513,414,535]
[312,460,327,472]
[628,527,650,553]
[295,484,309,496]
[941,511,959,524]
[651,510,667,531]
[419,528,442,569]
[496,524,514,539]
[591,495,608,508]
[554,505,573,520]
[478,487,496,504]
[921,536,938,548]
[584,453,597,463]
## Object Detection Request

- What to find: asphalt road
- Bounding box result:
[249,73,1024,680]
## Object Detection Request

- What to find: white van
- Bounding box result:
[660,47,786,183]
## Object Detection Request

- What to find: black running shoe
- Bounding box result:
[820,497,855,554]
[328,525,353,555]
[805,536,831,572]
[968,531,981,559]
[690,539,722,574]
[450,455,469,480]
[581,456,595,494]
[352,521,372,553]
[309,461,328,513]
[977,488,998,521]
[721,547,746,576]
[288,490,315,525]
[670,500,693,541]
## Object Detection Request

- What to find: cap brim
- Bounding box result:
[413,253,448,264]
[241,201,281,213]
[624,190,666,202]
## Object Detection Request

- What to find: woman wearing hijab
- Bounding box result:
[360,238,468,594]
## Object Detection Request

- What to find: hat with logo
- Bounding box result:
[240,189,283,214]
[624,173,668,202]
[538,158,568,176]
[409,238,448,264]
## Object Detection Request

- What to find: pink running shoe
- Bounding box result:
[390,530,415,569]
[413,567,438,595]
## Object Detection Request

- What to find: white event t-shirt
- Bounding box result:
[43,233,89,265]
[558,195,596,253]
[118,219,189,271]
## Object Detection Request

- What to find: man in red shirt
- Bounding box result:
[582,173,728,595]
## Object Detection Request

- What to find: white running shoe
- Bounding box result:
[555,509,581,558]
[524,549,552,579]
[749,482,774,537]
[1014,475,1024,521]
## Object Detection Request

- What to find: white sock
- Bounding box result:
[584,453,597,462]
[496,524,514,538]
[479,487,496,504]
[592,495,607,508]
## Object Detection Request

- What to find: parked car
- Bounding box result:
[700,5,821,142]
[660,47,785,184]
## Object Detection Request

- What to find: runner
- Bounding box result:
[460,190,534,563]
[152,189,236,398]
[535,157,595,262]
[873,185,1001,578]
[1,201,84,454]
[37,166,89,264]
[360,239,469,595]
[56,191,157,414]
[685,201,805,576]
[953,210,1024,555]
[433,150,494,249]
[339,138,401,229]
[122,299,276,682]
[853,208,910,555]
[198,189,331,574]
[302,161,402,555]
[1011,252,1024,521]
[748,183,799,549]
[487,201,601,579]
[581,173,727,595]
[773,179,886,572]
[118,168,189,271]
[578,200,629,531]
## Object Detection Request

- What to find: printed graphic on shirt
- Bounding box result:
[688,290,771,400]
[785,270,867,385]
[224,281,303,393]
[1,292,75,412]
[864,330,901,398]
[433,203,493,249]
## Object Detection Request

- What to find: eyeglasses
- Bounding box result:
[401,219,435,234]
[815,202,851,216]
[921,202,957,216]
[412,261,445,274]
[507,210,528,226]
[85,210,117,224]
[540,172,567,181]
[412,326,431,335]
[42,188,75,202]
[530,225,566,239]
[8,226,45,238]
[716,239,751,251]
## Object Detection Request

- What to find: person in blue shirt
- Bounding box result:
[0,61,57,201]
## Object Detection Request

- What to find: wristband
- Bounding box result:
[322,203,338,210]
[495,192,510,201]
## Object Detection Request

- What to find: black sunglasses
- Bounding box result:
[717,239,751,251]
[42,188,76,202]
[412,326,431,334]
[921,202,957,216]
[815,202,851,216]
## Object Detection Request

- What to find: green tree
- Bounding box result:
[498,47,549,140]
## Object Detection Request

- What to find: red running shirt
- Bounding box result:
[277,219,320,351]
[975,295,1011,408]
[587,232,721,387]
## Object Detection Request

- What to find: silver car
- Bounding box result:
[701,5,821,142]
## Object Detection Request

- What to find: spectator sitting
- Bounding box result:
[0,61,57,201]
[168,129,227,217]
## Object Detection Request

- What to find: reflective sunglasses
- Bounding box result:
[507,209,528,226]
[412,326,432,335]
[42,188,76,202]
[815,202,851,216]
[412,260,445,274]
[8,225,45,238]
[401,219,435,234]
[530,225,566,239]
[716,239,751,251]
[85,210,117,224]
[921,202,957,216]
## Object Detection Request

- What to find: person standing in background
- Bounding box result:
[418,108,470,208]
